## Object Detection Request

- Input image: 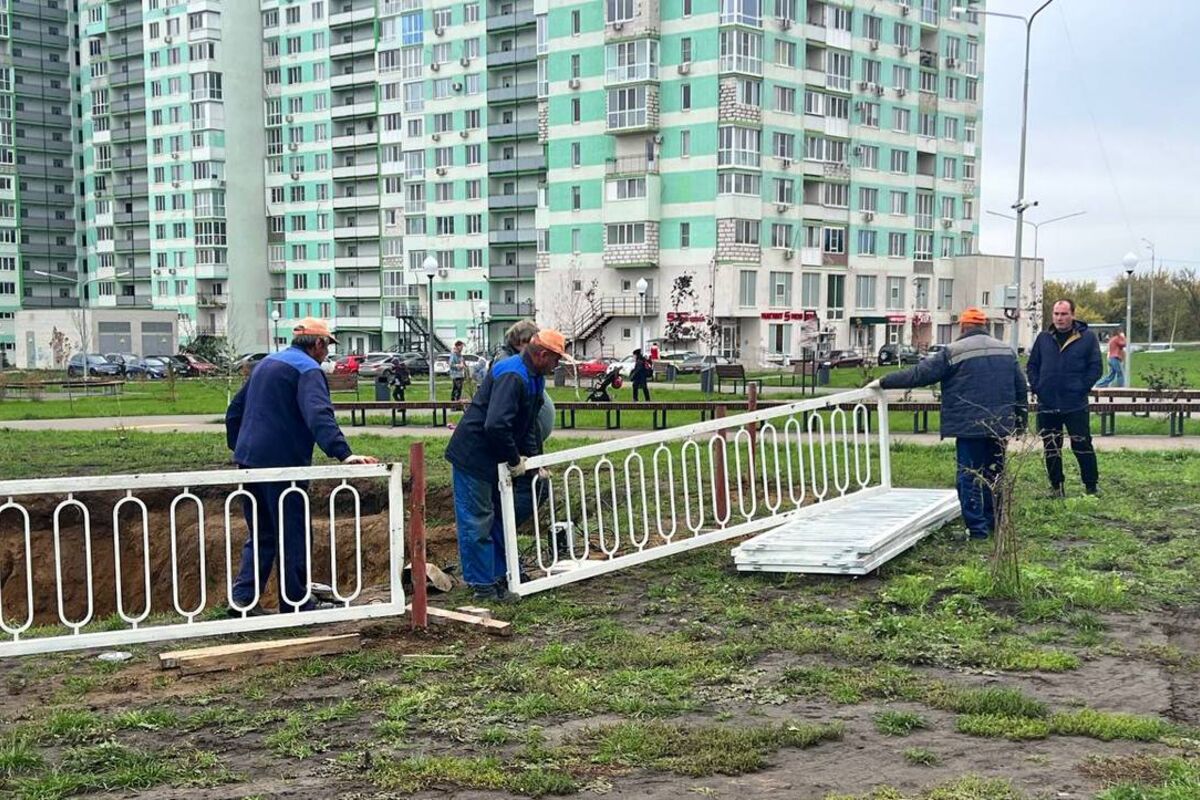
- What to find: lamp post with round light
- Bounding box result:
[636,277,648,354]
[422,255,439,401]
[476,300,489,355]
[270,308,281,353]
[1122,252,1138,388]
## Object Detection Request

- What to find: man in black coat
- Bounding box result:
[1026,299,1103,496]
[870,308,1027,539]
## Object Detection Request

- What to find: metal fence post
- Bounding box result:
[714,405,729,522]
[407,443,428,630]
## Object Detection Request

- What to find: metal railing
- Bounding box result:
[499,388,890,596]
[0,464,405,657]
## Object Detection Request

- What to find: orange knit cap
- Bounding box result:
[959,307,988,326]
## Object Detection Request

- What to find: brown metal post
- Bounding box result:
[408,442,428,630]
[747,382,759,455]
[714,405,729,522]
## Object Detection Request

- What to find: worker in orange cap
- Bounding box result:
[868,307,1028,539]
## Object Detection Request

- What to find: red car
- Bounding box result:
[333,354,365,374]
[575,358,611,378]
[177,353,219,375]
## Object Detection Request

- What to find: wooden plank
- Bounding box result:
[159,633,361,675]
[412,605,511,636]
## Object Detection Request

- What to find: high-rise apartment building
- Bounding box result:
[4,0,987,363]
[538,0,985,361]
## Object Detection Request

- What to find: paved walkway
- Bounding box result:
[2,414,1198,451]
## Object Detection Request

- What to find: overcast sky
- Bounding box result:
[976,0,1200,286]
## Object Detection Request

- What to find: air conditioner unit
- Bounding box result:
[431,132,441,141]
[858,80,869,90]
[854,101,864,111]
[290,172,301,181]
[437,267,450,279]
[899,45,909,56]
[896,87,907,97]
[171,181,180,188]
[94,190,103,198]
[568,77,580,89]
[288,142,298,151]
[941,218,954,228]
[430,62,440,71]
[285,114,294,122]
[783,249,794,260]
[677,62,691,75]
[611,21,624,31]
[460,57,471,67]
[434,26,445,36]
[780,18,792,29]
[164,35,173,44]
[945,57,958,68]
[435,166,447,175]
[452,82,463,91]
[171,152,180,160]
[869,39,880,51]
[458,130,469,139]
[861,211,874,222]
[853,145,864,156]
[217,180,226,188]
[779,157,792,169]
[873,85,884,96]
[653,134,663,144]
[776,203,789,213]
[900,5,910,15]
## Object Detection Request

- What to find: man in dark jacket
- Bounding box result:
[629,349,652,401]
[445,330,570,600]
[871,308,1028,539]
[1026,299,1103,496]
[225,318,378,615]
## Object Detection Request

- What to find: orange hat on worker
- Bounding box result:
[959,307,988,327]
[292,317,338,344]
[530,329,575,363]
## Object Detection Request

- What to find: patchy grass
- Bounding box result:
[902,747,941,767]
[929,687,1048,719]
[874,711,929,737]
[825,775,1026,799]
[0,733,43,778]
[956,714,1052,741]
[1048,709,1179,742]
[364,754,576,796]
[9,742,234,799]
[1092,756,1200,799]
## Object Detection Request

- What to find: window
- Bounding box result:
[607,223,646,245]
[825,51,851,91]
[914,279,930,309]
[892,107,910,133]
[608,177,647,199]
[890,191,908,216]
[606,87,647,129]
[859,145,879,170]
[857,229,877,255]
[571,185,582,210]
[681,130,691,157]
[720,0,762,27]
[774,86,795,113]
[607,0,635,23]
[719,29,763,75]
[771,223,793,249]
[919,112,937,137]
[894,21,912,48]
[863,59,881,87]
[914,232,934,260]
[941,236,956,258]
[859,187,878,212]
[860,101,880,127]
[467,214,482,235]
[800,273,820,307]
[827,274,845,319]
[435,216,455,236]
[738,271,756,306]
[944,76,959,100]
[717,172,760,196]
[864,14,882,41]
[571,228,581,252]
[681,83,692,110]
[681,222,691,247]
[775,40,795,67]
[823,183,848,208]
[770,272,792,306]
[888,232,907,257]
[803,136,845,163]
[681,37,693,64]
[571,98,581,123]
[775,178,794,204]
[734,220,760,245]
[718,126,761,167]
[887,277,905,310]
[606,40,660,83]
[823,227,845,254]
[571,9,581,35]
[773,132,795,160]
[944,117,959,141]
[889,149,909,174]
[937,278,954,310]
[855,275,877,309]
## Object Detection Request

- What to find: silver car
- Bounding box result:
[357,352,402,379]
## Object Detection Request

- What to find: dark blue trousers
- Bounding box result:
[955,437,1005,538]
[232,479,312,612]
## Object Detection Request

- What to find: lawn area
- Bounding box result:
[1,430,1199,799]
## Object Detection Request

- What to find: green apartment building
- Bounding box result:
[10,0,987,362]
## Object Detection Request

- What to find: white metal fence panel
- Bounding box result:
[499,388,891,596]
[0,464,405,657]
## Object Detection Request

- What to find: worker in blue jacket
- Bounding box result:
[225,318,378,615]
[870,308,1028,539]
[1026,299,1103,496]
[445,330,570,601]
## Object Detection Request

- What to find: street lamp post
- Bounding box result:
[636,277,648,354]
[1142,238,1156,346]
[270,308,281,353]
[955,0,1059,352]
[986,209,1086,265]
[422,255,439,401]
[476,300,489,355]
[33,269,131,356]
[1122,252,1138,388]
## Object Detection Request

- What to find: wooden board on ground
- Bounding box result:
[159,633,361,676]
[411,605,511,636]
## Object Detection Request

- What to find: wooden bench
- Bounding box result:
[334,399,468,428]
[714,364,763,394]
[326,373,359,397]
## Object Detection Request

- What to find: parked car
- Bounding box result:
[177,353,220,376]
[433,353,483,375]
[333,354,366,375]
[146,355,188,376]
[140,357,173,379]
[358,352,405,379]
[388,352,430,376]
[234,353,269,373]
[67,353,123,379]
[575,358,612,378]
[823,350,865,369]
[676,354,735,374]
[104,353,147,377]
[923,344,948,359]
[656,351,698,364]
[877,344,921,366]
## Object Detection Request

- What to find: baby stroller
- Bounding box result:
[586,367,623,402]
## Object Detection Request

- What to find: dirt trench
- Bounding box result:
[0,484,458,626]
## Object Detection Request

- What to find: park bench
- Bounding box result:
[334,399,468,428]
[714,364,763,394]
[325,373,360,397]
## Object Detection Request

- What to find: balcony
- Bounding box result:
[110,67,145,87]
[488,153,547,174]
[195,264,229,280]
[115,295,152,308]
[488,263,536,281]
[114,210,150,225]
[332,162,380,179]
[112,155,148,171]
[489,300,537,319]
[487,119,539,139]
[331,39,377,58]
[107,8,143,30]
[605,155,659,176]
[110,97,147,115]
[197,293,228,307]
[334,224,381,239]
[330,6,377,27]
[331,100,378,119]
[488,228,537,245]
[333,194,381,210]
[113,182,150,199]
[486,45,537,68]
[334,256,380,269]
[12,0,69,21]
[486,9,536,32]
[488,192,538,210]
[331,69,378,89]
[334,285,383,300]
[111,125,148,143]
[21,296,80,309]
[487,83,539,104]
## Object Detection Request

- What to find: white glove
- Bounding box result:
[510,456,529,477]
[865,379,882,391]
[343,454,379,465]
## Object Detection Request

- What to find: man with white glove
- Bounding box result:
[445,330,570,601]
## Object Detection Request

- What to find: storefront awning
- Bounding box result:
[849,316,889,326]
